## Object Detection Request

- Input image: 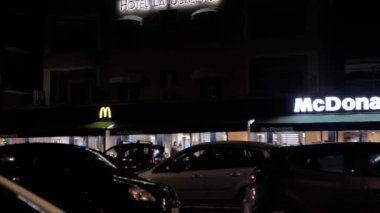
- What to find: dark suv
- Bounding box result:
[245,142,380,213]
[0,143,180,213]
[104,141,166,172]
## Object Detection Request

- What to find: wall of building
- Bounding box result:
[42,0,344,106]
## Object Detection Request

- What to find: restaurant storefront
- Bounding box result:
[2,95,380,153]
[249,95,380,146]
[0,100,252,153]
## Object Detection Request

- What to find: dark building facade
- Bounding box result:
[43,0,345,105]
[1,0,380,150]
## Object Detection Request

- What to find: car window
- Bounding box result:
[22,148,117,179]
[0,150,29,177]
[202,148,263,169]
[369,154,380,168]
[317,154,346,173]
[156,147,265,172]
[124,147,150,158]
[289,149,350,174]
[105,146,123,158]
[227,148,264,168]
[172,149,207,171]
[365,152,380,176]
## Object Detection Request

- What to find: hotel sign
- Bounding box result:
[294,96,380,113]
[118,0,220,14]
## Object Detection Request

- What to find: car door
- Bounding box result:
[201,147,265,202]
[361,143,380,213]
[146,148,208,201]
[286,145,366,213]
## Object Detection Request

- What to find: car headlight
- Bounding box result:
[128,185,157,202]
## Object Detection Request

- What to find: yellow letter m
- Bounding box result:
[99,106,112,119]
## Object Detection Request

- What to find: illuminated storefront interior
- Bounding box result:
[2,96,380,151]
[0,131,247,155]
[250,130,380,146]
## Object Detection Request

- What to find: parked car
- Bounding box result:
[104,141,166,172]
[0,143,180,213]
[0,174,65,213]
[137,141,278,210]
[244,142,380,213]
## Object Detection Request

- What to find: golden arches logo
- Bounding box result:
[99,106,112,119]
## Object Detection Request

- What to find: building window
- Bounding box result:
[160,71,178,89]
[160,10,178,30]
[191,9,221,42]
[344,67,380,93]
[68,80,92,104]
[50,19,98,52]
[199,78,222,99]
[116,18,143,49]
[247,0,307,39]
[114,83,140,101]
[50,69,97,104]
[249,55,307,95]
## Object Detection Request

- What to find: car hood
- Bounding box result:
[112,171,181,208]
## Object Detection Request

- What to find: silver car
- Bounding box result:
[137,141,277,211]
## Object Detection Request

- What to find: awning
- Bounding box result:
[117,15,143,27]
[191,8,219,21]
[250,113,380,132]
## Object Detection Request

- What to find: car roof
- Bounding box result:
[177,141,278,153]
[277,142,380,152]
[0,143,92,154]
[105,142,153,151]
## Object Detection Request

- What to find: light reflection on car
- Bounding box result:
[0,175,65,213]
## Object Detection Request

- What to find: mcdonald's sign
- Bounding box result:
[99,106,112,119]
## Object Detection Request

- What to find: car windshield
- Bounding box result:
[86,148,118,169]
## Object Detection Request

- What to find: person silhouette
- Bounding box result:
[171,141,180,156]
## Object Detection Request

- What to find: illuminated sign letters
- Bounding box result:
[119,0,220,14]
[294,96,380,113]
[99,106,112,119]
[260,127,294,132]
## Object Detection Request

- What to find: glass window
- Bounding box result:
[112,82,141,101]
[369,154,380,170]
[249,56,307,96]
[317,155,347,173]
[247,0,307,38]
[169,149,207,172]
[50,69,97,104]
[290,150,349,174]
[105,146,122,159]
[208,148,258,169]
[362,144,380,176]
[160,71,178,89]
[199,78,222,99]
[50,19,98,52]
